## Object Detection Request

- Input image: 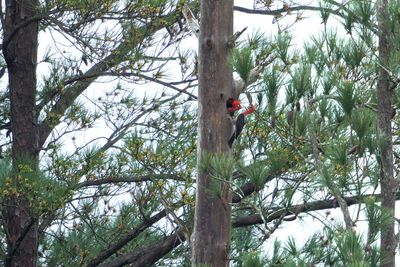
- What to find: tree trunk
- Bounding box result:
[376,1,397,266]
[3,0,40,266]
[191,0,234,266]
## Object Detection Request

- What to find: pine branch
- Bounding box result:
[77,174,185,188]
[233,5,340,16]
[37,9,183,148]
[233,193,400,228]
[102,192,399,266]
[98,229,185,267]
[87,209,167,267]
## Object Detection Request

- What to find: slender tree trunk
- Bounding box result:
[376,1,397,266]
[3,0,40,266]
[191,0,233,266]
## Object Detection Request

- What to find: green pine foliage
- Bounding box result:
[232,47,254,84]
[1,0,400,265]
[240,227,380,267]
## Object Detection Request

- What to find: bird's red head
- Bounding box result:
[227,98,241,114]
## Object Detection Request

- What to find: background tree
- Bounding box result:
[376,0,397,265]
[3,0,40,265]
[0,0,198,265]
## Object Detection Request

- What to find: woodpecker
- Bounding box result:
[226,98,256,147]
[226,98,241,116]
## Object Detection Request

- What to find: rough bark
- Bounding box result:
[191,0,234,266]
[2,0,40,266]
[376,1,397,266]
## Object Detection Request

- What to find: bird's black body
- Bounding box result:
[228,113,245,148]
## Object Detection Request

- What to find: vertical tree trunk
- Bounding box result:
[3,0,40,266]
[191,0,233,266]
[376,1,396,266]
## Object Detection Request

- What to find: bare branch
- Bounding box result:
[233,193,398,228]
[233,3,378,35]
[233,5,341,17]
[130,72,197,100]
[182,3,199,37]
[77,174,185,189]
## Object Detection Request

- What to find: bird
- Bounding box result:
[226,98,256,147]
[226,98,241,116]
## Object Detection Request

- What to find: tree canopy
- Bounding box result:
[0,0,400,266]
